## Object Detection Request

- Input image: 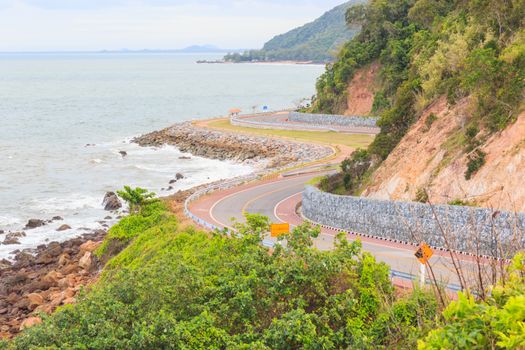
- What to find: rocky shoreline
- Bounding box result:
[133,122,332,168]
[0,230,106,338]
[1,121,333,340]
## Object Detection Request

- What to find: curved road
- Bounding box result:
[189,171,485,289]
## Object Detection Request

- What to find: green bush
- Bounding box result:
[424,113,438,131]
[4,215,437,349]
[95,200,176,260]
[465,149,486,180]
[415,188,429,203]
[419,254,525,349]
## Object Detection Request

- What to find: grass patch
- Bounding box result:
[205,119,375,148]
[306,176,325,186]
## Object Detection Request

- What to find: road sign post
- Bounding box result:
[270,223,290,237]
[419,262,426,288]
[414,243,433,288]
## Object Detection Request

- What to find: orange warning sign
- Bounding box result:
[415,243,434,264]
[271,223,290,237]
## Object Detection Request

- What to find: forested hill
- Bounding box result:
[315,0,525,201]
[224,1,363,63]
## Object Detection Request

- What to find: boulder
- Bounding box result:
[178,156,191,160]
[35,253,55,265]
[119,151,127,158]
[0,259,12,270]
[102,192,122,211]
[3,231,24,244]
[62,297,76,305]
[13,252,35,268]
[56,224,71,232]
[58,253,70,266]
[25,219,45,229]
[175,173,184,180]
[78,252,93,270]
[2,237,20,245]
[26,293,44,310]
[79,240,100,254]
[42,271,62,286]
[169,179,177,184]
[52,216,63,221]
[6,232,25,239]
[19,317,42,330]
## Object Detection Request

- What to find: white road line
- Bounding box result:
[207,174,317,230]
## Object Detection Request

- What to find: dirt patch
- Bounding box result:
[345,62,380,116]
[363,96,525,212]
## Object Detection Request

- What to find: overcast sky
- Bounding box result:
[0,0,347,51]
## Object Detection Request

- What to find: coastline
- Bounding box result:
[197,60,325,66]
[0,116,336,339]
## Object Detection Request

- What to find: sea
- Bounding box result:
[0,52,324,258]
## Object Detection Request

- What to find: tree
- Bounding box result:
[116,186,158,214]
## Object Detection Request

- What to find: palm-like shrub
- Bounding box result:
[116,186,158,214]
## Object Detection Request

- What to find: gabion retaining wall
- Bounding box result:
[302,185,525,256]
[289,112,378,128]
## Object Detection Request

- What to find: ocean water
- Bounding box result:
[0,52,324,258]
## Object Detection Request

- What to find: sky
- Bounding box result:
[0,0,347,51]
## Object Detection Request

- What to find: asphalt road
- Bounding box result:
[190,172,491,290]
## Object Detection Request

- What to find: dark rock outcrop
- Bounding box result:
[102,192,122,211]
[25,219,45,230]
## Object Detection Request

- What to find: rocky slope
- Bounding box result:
[134,122,332,168]
[362,97,525,212]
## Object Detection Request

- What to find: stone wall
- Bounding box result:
[302,186,525,256]
[289,112,378,128]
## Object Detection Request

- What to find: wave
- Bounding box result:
[29,194,102,213]
[0,215,22,227]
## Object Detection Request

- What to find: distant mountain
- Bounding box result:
[95,46,245,54]
[224,1,364,63]
[178,45,246,53]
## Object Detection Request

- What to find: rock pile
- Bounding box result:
[0,230,106,339]
[133,122,332,168]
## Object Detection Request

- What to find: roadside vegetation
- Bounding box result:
[1,187,524,349]
[314,0,525,193]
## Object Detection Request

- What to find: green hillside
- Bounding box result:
[224,1,363,63]
[314,0,525,194]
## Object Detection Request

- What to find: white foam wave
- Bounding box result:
[30,194,102,213]
[0,215,22,227]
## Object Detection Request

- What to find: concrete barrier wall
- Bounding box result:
[289,112,378,128]
[302,185,525,256]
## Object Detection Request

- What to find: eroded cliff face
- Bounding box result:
[362,97,525,212]
[344,62,380,116]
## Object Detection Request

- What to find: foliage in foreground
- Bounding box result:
[2,207,437,349]
[419,254,525,350]
[2,201,524,349]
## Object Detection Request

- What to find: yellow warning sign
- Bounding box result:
[271,223,290,237]
[415,243,434,264]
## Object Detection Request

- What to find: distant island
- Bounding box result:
[222,1,363,64]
